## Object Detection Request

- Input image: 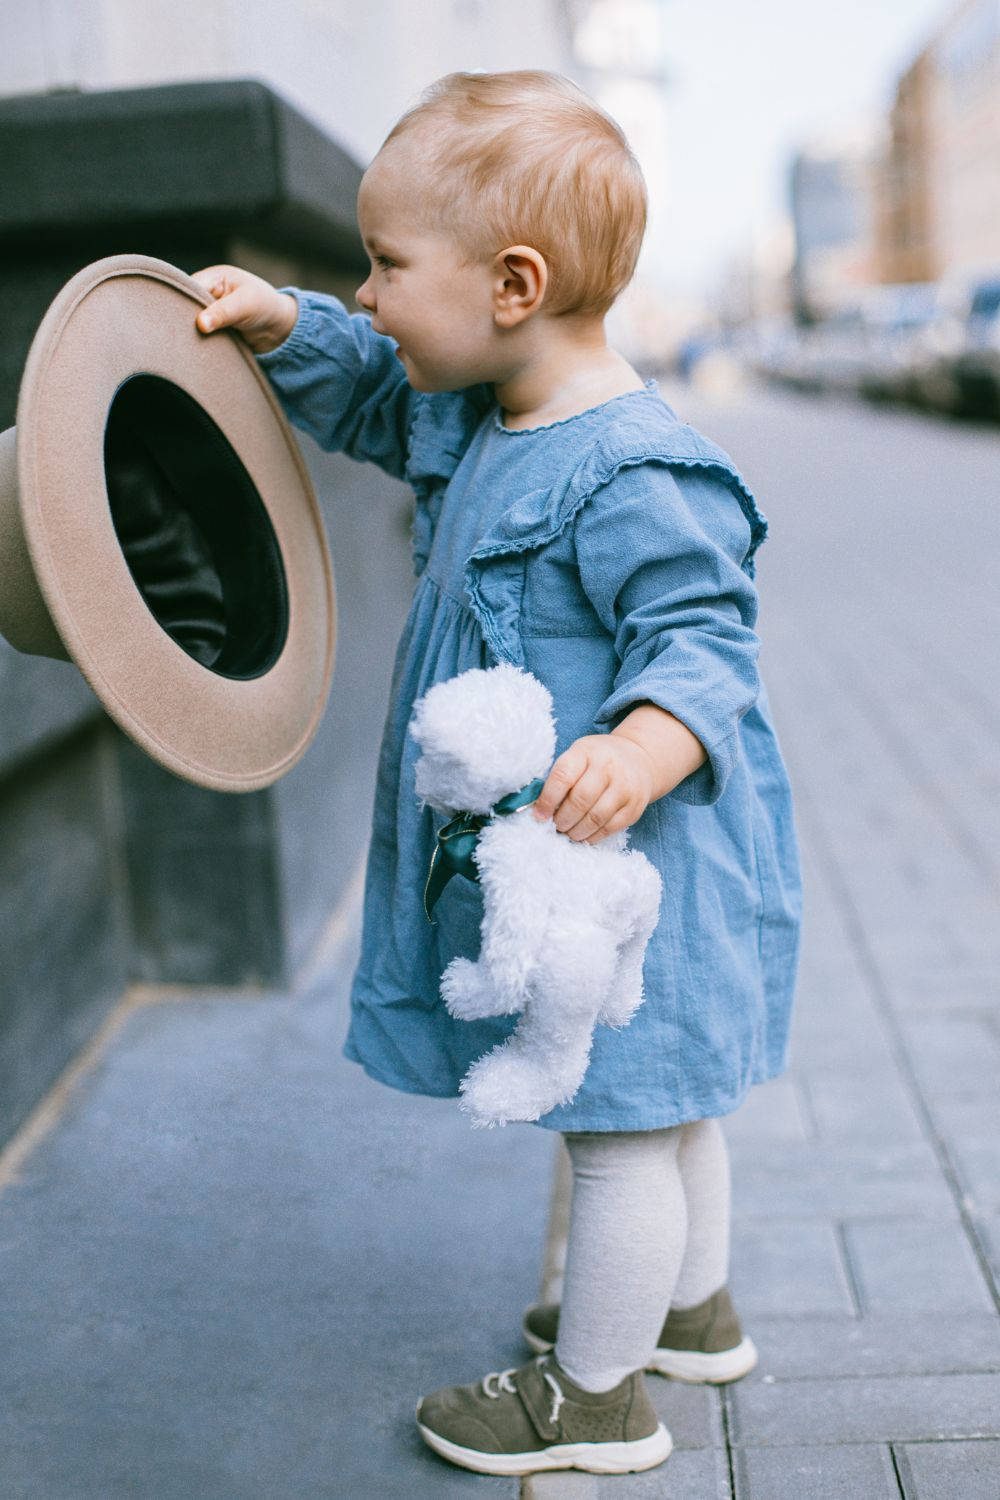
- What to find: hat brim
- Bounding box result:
[15,255,336,792]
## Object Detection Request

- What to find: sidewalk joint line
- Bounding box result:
[720,1385,738,1499]
[889,1443,911,1499]
[834,1219,867,1320]
[737,1366,1000,1384]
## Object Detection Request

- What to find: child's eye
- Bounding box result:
[375,254,395,270]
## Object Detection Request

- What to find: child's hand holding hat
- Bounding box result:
[191,264,299,355]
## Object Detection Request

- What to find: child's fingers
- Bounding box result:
[190,265,233,299]
[553,770,615,838]
[532,743,588,822]
[571,786,631,843]
[535,755,610,837]
[195,285,254,335]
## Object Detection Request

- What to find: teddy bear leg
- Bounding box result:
[440,956,511,1021]
[459,931,617,1126]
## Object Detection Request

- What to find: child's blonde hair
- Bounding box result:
[379,70,647,319]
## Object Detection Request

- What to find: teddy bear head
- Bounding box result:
[409,663,557,815]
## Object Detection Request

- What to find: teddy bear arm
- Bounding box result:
[440,956,510,1020]
[598,855,663,1027]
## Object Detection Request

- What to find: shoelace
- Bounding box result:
[481,1357,566,1425]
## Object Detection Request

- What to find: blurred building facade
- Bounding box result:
[877,48,937,284]
[789,122,885,320]
[926,0,1000,278]
[792,0,1000,313]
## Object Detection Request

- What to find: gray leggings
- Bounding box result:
[554,1120,731,1391]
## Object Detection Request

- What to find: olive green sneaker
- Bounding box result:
[523,1286,758,1384]
[416,1351,673,1476]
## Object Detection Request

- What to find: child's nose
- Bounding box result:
[356,276,376,313]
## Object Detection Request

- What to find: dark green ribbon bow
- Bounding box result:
[423,777,547,922]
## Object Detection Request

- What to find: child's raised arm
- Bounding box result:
[192,264,419,480]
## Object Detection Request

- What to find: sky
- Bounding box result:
[649,0,953,298]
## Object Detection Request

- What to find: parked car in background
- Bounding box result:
[747,270,1000,424]
[853,282,940,404]
[746,306,862,393]
[903,273,990,416]
[950,274,1000,419]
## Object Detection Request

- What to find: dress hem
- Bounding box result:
[340,1035,790,1131]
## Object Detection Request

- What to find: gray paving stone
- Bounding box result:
[523,1447,732,1499]
[788,1016,898,1074]
[932,1097,1000,1146]
[889,978,1000,1014]
[804,1068,925,1144]
[522,1476,599,1500]
[729,1221,855,1317]
[594,1449,732,1498]
[884,954,1000,997]
[904,1018,1000,1103]
[788,956,870,1000]
[729,1140,954,1220]
[735,1443,899,1499]
[845,1219,996,1314]
[978,1217,1000,1289]
[786,996,894,1068]
[790,935,872,989]
[944,1138,1000,1217]
[746,1313,1000,1379]
[895,1439,1000,1499]
[648,1380,724,1450]
[722,1078,811,1145]
[730,1373,1000,1446]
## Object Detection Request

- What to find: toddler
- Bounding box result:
[194,69,802,1479]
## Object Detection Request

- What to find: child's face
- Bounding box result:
[355,141,506,392]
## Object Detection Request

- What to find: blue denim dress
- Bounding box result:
[256,290,802,1131]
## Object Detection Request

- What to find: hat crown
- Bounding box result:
[103,372,290,681]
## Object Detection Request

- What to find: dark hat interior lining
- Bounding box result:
[103,375,289,680]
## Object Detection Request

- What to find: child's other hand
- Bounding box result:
[190,264,299,354]
[531,734,656,844]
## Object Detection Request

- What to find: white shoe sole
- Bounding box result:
[648,1335,758,1383]
[416,1417,673,1476]
[523,1324,758,1385]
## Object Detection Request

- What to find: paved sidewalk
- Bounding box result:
[1,383,999,1499]
[0,886,554,1500]
[524,385,1000,1498]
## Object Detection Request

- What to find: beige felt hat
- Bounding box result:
[0,253,336,792]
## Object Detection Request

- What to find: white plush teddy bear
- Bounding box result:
[409,663,663,1128]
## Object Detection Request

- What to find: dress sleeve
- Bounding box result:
[254,287,419,478]
[573,459,762,806]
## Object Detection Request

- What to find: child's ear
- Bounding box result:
[493,245,548,327]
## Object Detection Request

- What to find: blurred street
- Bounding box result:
[2,383,999,1498]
